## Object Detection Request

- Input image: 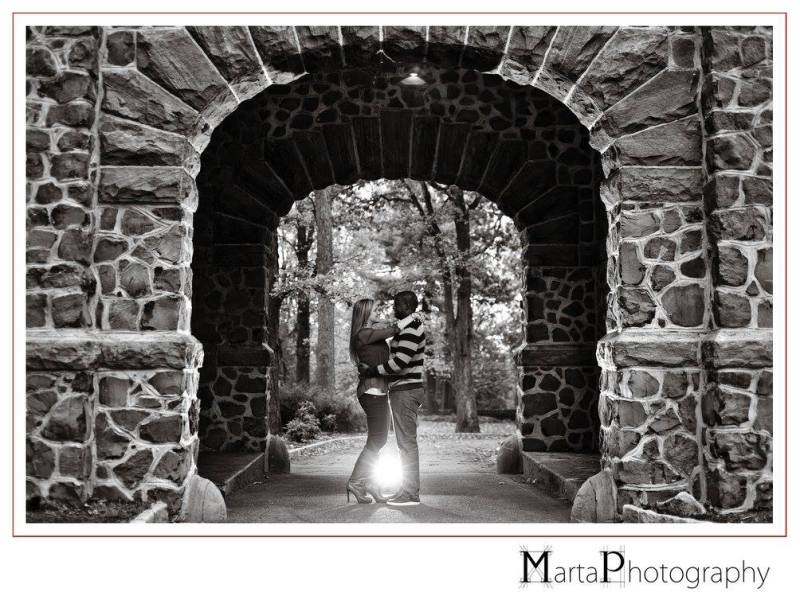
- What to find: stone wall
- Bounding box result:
[23,25,773,521]
[699,27,773,513]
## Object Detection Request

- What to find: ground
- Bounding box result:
[226,417,573,523]
[27,499,144,523]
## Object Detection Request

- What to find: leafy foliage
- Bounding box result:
[272,180,524,412]
[284,400,322,443]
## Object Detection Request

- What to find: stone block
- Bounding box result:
[136,28,232,112]
[180,474,227,522]
[701,330,772,368]
[706,467,747,509]
[570,469,617,523]
[580,28,668,110]
[103,68,200,138]
[248,26,303,83]
[463,26,510,71]
[27,46,58,77]
[599,69,698,138]
[655,491,706,517]
[186,26,265,91]
[662,431,699,475]
[619,211,659,238]
[662,284,706,327]
[41,394,89,442]
[616,117,701,167]
[615,458,681,485]
[100,115,190,166]
[46,100,96,128]
[52,293,88,328]
[113,448,153,489]
[702,384,751,426]
[714,245,749,286]
[99,376,129,407]
[755,247,772,293]
[650,265,676,292]
[140,415,183,444]
[57,228,93,264]
[99,167,194,206]
[59,445,92,479]
[106,30,135,65]
[27,439,55,479]
[495,434,522,474]
[710,430,770,471]
[95,413,131,459]
[39,72,95,104]
[617,287,656,327]
[714,291,751,327]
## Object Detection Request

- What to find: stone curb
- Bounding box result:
[130,501,169,523]
[287,432,511,459]
[288,435,366,458]
[220,453,266,497]
[521,451,600,503]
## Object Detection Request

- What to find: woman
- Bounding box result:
[346,298,399,504]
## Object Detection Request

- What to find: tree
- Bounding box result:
[294,209,314,384]
[313,187,336,403]
[271,179,523,433]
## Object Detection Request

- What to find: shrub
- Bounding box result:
[316,395,366,433]
[278,383,322,426]
[277,382,367,434]
[284,400,321,443]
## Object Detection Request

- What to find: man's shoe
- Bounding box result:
[387,491,420,506]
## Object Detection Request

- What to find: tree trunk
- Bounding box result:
[314,188,336,402]
[295,222,313,384]
[266,234,283,434]
[451,190,480,432]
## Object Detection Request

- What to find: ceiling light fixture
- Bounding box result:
[400,71,426,86]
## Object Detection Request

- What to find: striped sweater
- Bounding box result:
[377,313,426,389]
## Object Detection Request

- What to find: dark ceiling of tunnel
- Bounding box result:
[195,65,602,245]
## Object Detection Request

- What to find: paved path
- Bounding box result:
[225,434,572,523]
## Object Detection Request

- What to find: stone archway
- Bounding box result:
[25,25,773,520]
[193,64,607,455]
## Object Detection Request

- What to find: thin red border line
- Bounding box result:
[783,10,789,539]
[12,12,789,538]
[9,11,790,15]
[11,5,16,542]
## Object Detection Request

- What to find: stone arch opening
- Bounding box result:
[191,64,608,456]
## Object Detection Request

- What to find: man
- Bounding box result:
[358,290,426,506]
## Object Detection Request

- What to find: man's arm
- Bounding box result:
[360,318,422,377]
[356,325,399,345]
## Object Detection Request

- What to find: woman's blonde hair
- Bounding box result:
[349,298,374,365]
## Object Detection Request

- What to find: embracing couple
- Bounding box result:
[347,290,425,507]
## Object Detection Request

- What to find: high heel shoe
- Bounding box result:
[346,480,374,504]
[364,481,387,503]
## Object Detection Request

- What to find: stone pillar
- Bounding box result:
[26,26,208,513]
[594,28,710,512]
[26,25,102,504]
[193,241,272,453]
[699,26,773,513]
[192,115,279,453]
[514,126,605,453]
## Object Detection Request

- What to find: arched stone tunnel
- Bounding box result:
[25,25,773,520]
